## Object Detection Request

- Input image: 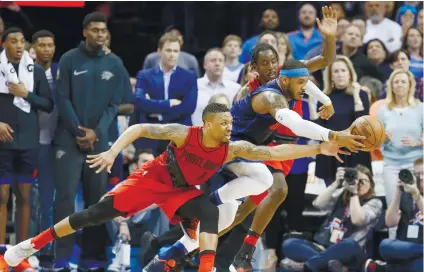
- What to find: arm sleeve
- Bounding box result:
[54,54,84,137]
[275,108,331,141]
[305,80,332,106]
[26,65,54,113]
[133,71,172,113]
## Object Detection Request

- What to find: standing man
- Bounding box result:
[52,12,127,270]
[0,27,53,271]
[192,48,240,126]
[133,33,197,156]
[288,3,323,60]
[143,25,200,77]
[222,35,244,83]
[31,29,58,269]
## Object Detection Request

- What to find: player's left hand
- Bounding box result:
[318,103,335,120]
[319,142,351,163]
[86,150,117,174]
[316,6,337,38]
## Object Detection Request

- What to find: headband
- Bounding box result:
[279,68,309,78]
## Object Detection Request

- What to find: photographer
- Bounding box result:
[365,158,423,272]
[283,165,383,272]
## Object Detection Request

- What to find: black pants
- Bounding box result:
[264,172,308,261]
[53,145,108,262]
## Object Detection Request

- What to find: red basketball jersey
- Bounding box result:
[142,126,229,187]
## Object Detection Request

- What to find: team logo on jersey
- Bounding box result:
[101,71,114,81]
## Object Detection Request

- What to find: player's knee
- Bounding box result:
[269,174,288,204]
[251,167,273,194]
[198,202,219,234]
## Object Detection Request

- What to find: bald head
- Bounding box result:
[204,48,225,80]
[299,3,317,28]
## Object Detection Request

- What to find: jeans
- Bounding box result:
[379,239,423,272]
[282,238,365,272]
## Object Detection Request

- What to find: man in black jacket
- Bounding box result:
[0,27,53,270]
[52,12,127,271]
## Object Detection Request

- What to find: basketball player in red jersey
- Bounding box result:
[5,103,347,272]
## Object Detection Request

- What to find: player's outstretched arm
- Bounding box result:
[226,141,349,163]
[252,91,365,151]
[86,124,189,173]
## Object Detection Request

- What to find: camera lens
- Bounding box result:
[399,169,414,184]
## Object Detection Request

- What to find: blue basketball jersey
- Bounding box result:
[231,79,296,145]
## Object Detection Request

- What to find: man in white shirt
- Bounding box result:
[192,48,240,125]
[222,35,244,83]
[363,1,402,53]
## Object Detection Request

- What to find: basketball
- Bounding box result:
[350,115,386,151]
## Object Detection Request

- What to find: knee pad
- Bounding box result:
[217,201,240,231]
[248,164,274,194]
[197,203,219,234]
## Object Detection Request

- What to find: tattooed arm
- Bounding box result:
[233,84,252,104]
[87,123,189,173]
[226,140,347,163]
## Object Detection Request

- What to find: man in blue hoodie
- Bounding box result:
[52,12,127,271]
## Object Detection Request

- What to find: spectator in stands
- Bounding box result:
[222,35,244,83]
[31,29,58,269]
[363,1,402,53]
[283,165,383,272]
[239,8,279,64]
[397,4,418,39]
[359,76,383,104]
[288,3,323,60]
[134,33,197,155]
[339,24,385,82]
[377,69,423,212]
[129,148,155,175]
[351,16,367,38]
[365,158,423,272]
[378,70,424,225]
[402,27,423,79]
[52,12,128,270]
[418,8,423,34]
[0,27,53,271]
[143,25,200,77]
[330,2,346,20]
[239,63,256,86]
[380,49,423,101]
[208,93,231,108]
[275,32,293,67]
[191,48,240,125]
[310,55,371,185]
[364,39,391,80]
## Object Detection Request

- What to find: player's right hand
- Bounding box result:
[86,150,117,174]
[0,122,13,142]
[334,131,366,152]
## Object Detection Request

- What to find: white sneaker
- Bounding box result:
[4,239,39,267]
[107,257,121,272]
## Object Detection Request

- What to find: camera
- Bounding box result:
[344,167,358,186]
[398,169,414,185]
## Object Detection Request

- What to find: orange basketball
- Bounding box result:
[350,115,386,152]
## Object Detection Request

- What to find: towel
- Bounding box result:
[0,50,34,113]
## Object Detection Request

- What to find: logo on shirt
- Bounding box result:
[56,150,66,159]
[74,70,88,76]
[27,64,34,72]
[101,71,114,81]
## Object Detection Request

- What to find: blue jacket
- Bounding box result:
[133,66,197,126]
